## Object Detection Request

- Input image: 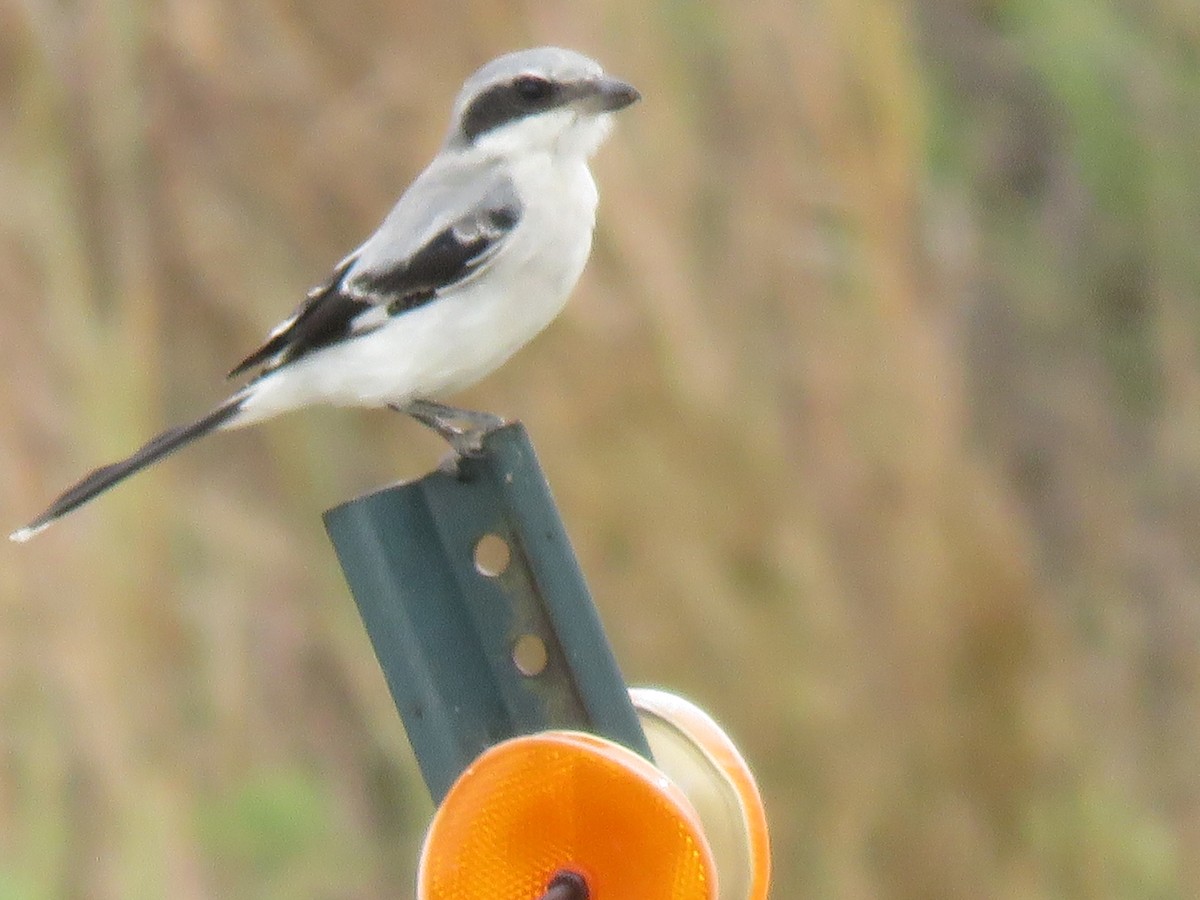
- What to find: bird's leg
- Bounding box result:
[392,399,506,458]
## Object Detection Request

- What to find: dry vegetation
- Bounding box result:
[3,0,1199,897]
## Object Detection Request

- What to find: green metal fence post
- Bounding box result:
[323,421,650,802]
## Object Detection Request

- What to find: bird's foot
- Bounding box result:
[394,399,506,458]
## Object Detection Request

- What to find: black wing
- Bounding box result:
[227,201,521,379]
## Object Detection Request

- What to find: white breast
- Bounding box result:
[237,155,600,422]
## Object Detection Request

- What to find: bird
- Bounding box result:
[10,47,639,543]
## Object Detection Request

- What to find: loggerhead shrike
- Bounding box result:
[11,47,639,543]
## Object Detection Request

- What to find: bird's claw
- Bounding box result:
[395,399,505,462]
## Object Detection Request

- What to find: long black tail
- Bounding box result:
[10,397,244,542]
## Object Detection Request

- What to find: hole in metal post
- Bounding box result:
[474,533,511,577]
[512,634,548,676]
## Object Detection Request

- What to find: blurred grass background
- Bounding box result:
[2,0,1199,896]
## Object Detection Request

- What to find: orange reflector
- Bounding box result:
[631,689,771,900]
[418,730,716,900]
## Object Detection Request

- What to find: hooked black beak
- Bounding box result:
[585,76,641,112]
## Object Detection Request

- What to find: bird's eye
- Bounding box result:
[514,75,553,102]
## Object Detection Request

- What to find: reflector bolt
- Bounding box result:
[541,869,589,900]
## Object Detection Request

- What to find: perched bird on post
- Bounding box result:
[11,47,639,543]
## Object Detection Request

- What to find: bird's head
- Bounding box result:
[446,47,640,160]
